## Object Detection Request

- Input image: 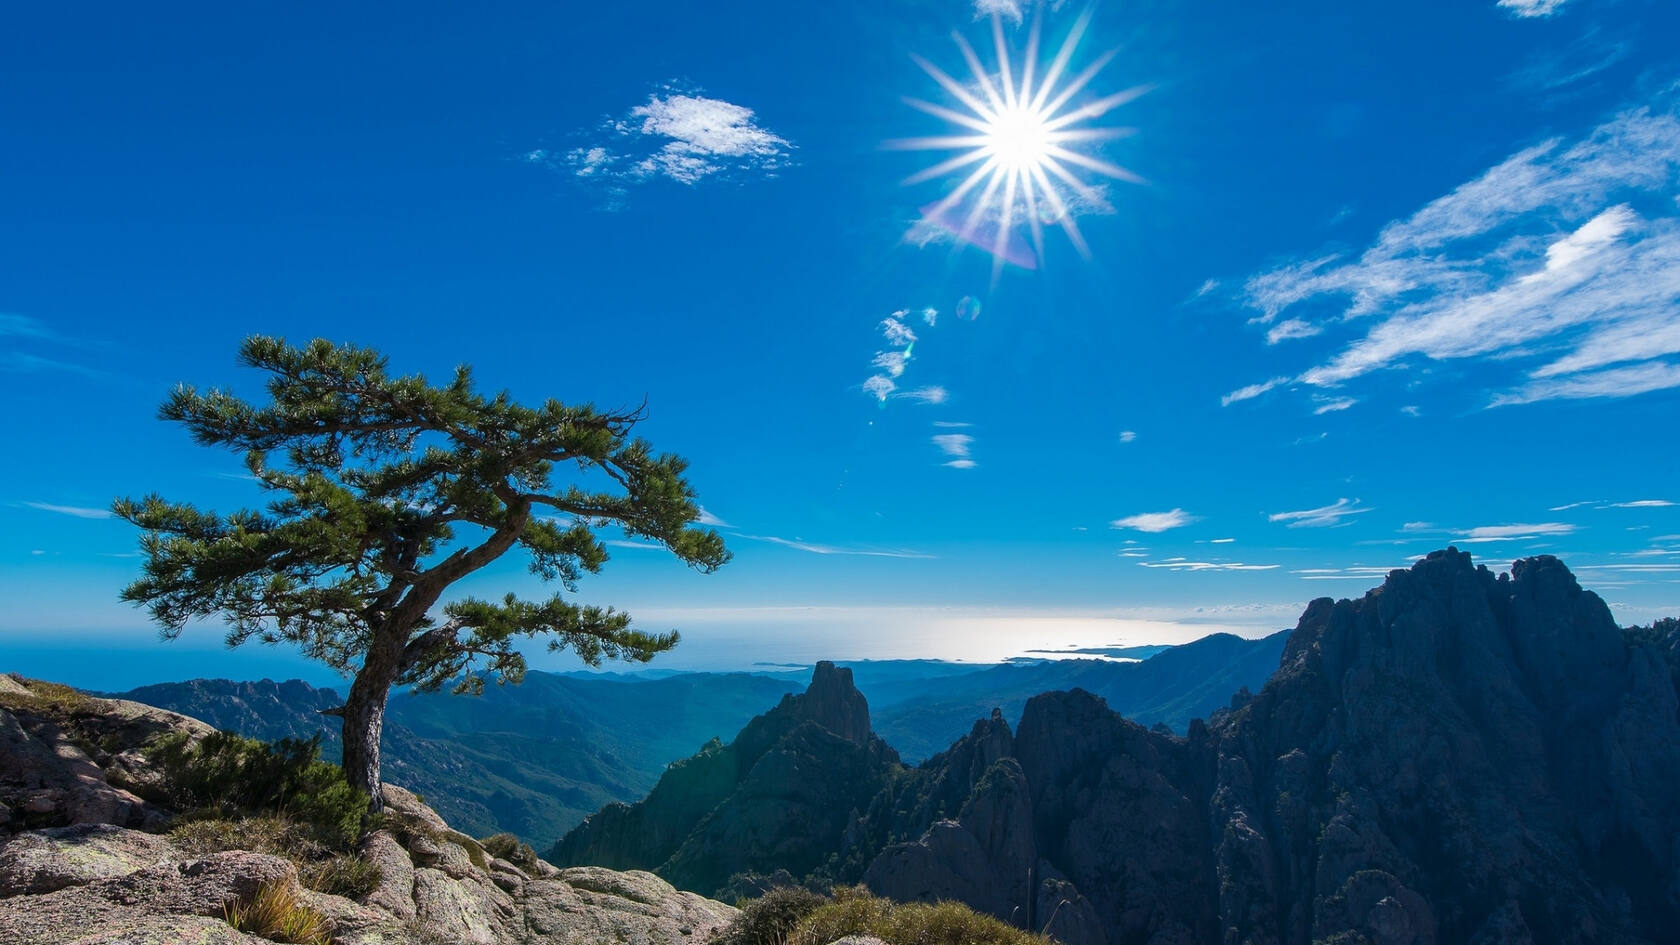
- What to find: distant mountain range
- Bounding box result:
[553,551,1680,944]
[107,630,1287,848]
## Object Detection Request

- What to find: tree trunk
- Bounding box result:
[340,632,405,813]
[340,670,391,811]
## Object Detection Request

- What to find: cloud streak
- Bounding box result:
[1111,509,1196,533]
[23,502,113,520]
[739,534,936,559]
[1268,498,1370,528]
[1231,98,1680,408]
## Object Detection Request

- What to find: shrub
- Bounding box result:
[481,832,542,872]
[790,886,1051,945]
[300,853,384,899]
[150,730,369,849]
[716,886,829,945]
[223,880,333,945]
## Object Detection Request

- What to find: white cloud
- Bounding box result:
[896,386,949,405]
[1268,498,1370,528]
[738,534,935,558]
[1399,405,1421,417]
[1221,376,1289,406]
[1111,508,1196,533]
[1401,521,1436,532]
[1497,0,1569,17]
[1456,522,1577,542]
[1491,360,1680,406]
[1118,430,1137,443]
[974,0,1026,24]
[872,350,910,378]
[1611,499,1674,508]
[933,433,975,468]
[1137,559,1279,572]
[880,317,917,347]
[921,307,939,327]
[23,502,112,520]
[1211,537,1235,543]
[605,539,662,550]
[863,375,897,402]
[696,507,731,528]
[558,88,792,187]
[1312,396,1358,415]
[1267,318,1322,344]
[1547,500,1599,511]
[1236,99,1680,408]
[933,420,973,428]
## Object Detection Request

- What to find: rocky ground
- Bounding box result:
[0,674,737,945]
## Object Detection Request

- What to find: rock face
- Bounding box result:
[848,550,1680,945]
[0,676,736,945]
[552,661,901,897]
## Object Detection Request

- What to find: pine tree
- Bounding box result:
[115,336,729,808]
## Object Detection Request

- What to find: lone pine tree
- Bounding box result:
[116,336,729,808]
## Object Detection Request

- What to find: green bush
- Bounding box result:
[716,886,829,945]
[790,886,1051,945]
[150,730,369,849]
[480,832,542,872]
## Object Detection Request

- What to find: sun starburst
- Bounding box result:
[893,10,1148,271]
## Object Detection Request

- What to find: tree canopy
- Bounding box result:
[117,336,729,803]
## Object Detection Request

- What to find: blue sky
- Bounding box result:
[3,0,1679,688]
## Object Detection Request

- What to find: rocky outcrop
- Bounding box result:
[846,550,1680,945]
[0,676,736,945]
[552,661,900,897]
[0,675,212,834]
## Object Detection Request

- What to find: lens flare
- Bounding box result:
[891,9,1148,273]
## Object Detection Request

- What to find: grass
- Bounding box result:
[222,880,333,945]
[789,887,1053,945]
[170,813,383,899]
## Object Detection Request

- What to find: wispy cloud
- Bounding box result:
[1456,522,1577,542]
[738,534,935,559]
[696,507,731,528]
[862,311,952,407]
[1111,508,1196,533]
[1312,396,1358,415]
[1231,97,1680,408]
[23,501,113,520]
[1611,499,1674,508]
[1291,565,1411,581]
[1221,376,1288,407]
[1137,558,1279,572]
[543,87,793,188]
[1268,498,1370,528]
[1497,0,1569,18]
[1267,318,1322,344]
[1118,430,1137,443]
[933,420,973,428]
[932,433,976,469]
[0,314,55,340]
[896,386,949,405]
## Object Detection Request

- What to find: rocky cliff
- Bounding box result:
[857,550,1680,945]
[551,661,901,898]
[0,674,736,945]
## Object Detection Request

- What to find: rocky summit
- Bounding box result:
[551,660,902,898]
[851,550,1680,945]
[0,675,736,945]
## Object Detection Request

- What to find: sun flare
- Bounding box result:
[893,10,1148,271]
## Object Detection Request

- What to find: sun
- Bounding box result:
[892,10,1148,271]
